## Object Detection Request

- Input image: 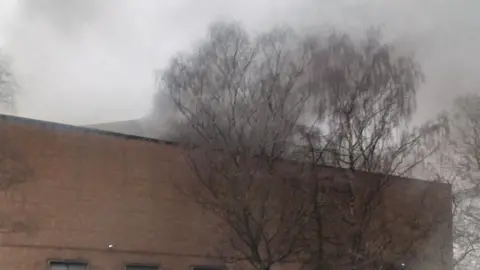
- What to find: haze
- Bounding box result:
[0,0,478,125]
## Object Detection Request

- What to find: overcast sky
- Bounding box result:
[0,0,478,125]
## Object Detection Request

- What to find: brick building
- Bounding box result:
[0,115,452,270]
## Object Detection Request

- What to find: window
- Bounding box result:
[50,261,88,270]
[191,266,223,270]
[125,264,159,270]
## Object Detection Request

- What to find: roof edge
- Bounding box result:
[84,118,146,128]
[0,114,178,146]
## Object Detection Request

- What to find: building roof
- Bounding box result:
[0,114,176,145]
[85,119,156,138]
[84,116,181,142]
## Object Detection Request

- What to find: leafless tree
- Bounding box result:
[430,93,480,269]
[158,21,316,270]
[157,21,450,270]
[298,30,446,174]
[295,30,449,270]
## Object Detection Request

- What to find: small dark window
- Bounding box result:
[191,266,223,270]
[125,264,159,270]
[50,261,88,270]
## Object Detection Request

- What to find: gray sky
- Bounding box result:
[0,0,479,125]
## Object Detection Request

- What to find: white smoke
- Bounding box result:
[0,0,478,127]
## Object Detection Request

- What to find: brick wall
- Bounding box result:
[0,116,226,270]
[0,115,452,270]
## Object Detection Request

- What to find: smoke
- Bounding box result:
[0,0,479,125]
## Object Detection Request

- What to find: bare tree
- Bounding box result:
[299,30,446,174]
[295,30,449,270]
[158,21,316,270]
[157,21,450,270]
[431,93,480,269]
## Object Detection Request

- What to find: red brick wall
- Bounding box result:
[0,115,452,270]
[0,116,225,270]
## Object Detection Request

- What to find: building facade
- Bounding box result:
[0,115,452,270]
